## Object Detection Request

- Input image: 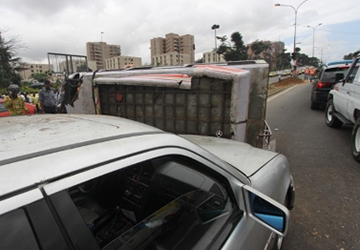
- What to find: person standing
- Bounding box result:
[39,80,57,113]
[309,67,316,82]
[304,67,310,80]
[277,69,282,82]
[4,84,29,115]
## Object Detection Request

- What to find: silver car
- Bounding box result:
[0,114,294,250]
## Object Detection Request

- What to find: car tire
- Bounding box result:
[325,99,342,128]
[351,119,360,162]
[271,234,284,250]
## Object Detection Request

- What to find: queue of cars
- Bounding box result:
[0,114,295,250]
[309,57,360,162]
[325,57,360,162]
[310,62,353,109]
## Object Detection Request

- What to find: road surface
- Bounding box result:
[267,82,360,250]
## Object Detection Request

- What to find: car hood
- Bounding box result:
[180,134,278,177]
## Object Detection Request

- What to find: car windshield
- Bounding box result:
[322,67,350,82]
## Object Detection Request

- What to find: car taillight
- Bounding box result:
[317,81,333,89]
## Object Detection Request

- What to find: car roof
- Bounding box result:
[0,114,162,162]
[0,114,259,198]
[324,63,351,70]
[0,115,170,196]
[326,60,353,66]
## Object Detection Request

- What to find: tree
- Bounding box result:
[195,58,203,63]
[216,32,248,61]
[344,50,360,60]
[0,31,22,88]
[276,49,291,69]
[249,40,271,60]
[31,73,49,82]
[296,53,320,68]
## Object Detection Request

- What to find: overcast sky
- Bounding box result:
[1,0,359,66]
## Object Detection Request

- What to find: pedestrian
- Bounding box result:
[4,84,29,115]
[309,67,315,82]
[39,79,57,114]
[277,69,282,82]
[304,67,310,80]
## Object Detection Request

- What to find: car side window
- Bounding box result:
[50,155,240,250]
[353,67,360,85]
[0,209,40,250]
[347,65,359,84]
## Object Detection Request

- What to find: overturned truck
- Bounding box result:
[64,61,271,149]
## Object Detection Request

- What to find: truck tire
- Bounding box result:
[351,119,360,162]
[325,99,342,128]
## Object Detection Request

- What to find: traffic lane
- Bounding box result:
[266,83,360,249]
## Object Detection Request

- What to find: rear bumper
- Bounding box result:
[312,90,331,104]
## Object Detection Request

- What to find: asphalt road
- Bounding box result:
[266,83,360,250]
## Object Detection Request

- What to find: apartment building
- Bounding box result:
[202,51,226,63]
[86,42,121,70]
[104,56,142,70]
[19,63,53,81]
[150,33,195,66]
[152,52,191,66]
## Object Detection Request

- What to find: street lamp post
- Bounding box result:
[275,0,308,71]
[211,24,220,62]
[307,23,322,57]
[211,24,220,49]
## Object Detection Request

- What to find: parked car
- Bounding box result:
[325,57,360,161]
[310,63,351,109]
[0,114,294,250]
[0,98,37,117]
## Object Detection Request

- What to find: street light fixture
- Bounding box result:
[211,24,220,63]
[211,24,220,50]
[275,0,308,71]
[307,23,322,57]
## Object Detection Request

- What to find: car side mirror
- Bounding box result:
[243,185,290,237]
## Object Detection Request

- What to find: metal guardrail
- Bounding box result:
[258,120,272,150]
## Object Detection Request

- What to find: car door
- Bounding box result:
[335,62,359,120]
[42,148,252,250]
[346,64,360,122]
[0,189,69,250]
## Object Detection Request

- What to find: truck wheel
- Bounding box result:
[325,99,342,128]
[351,119,360,162]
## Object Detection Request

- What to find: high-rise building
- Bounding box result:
[150,33,195,66]
[86,42,121,70]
